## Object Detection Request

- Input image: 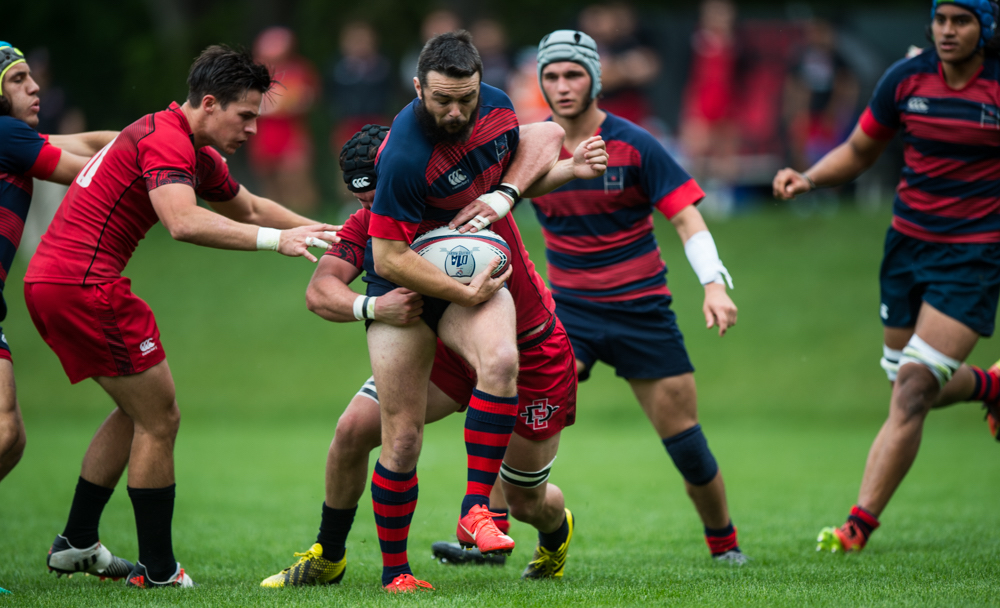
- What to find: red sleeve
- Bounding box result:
[140,124,196,192]
[25,140,62,180]
[858,107,897,141]
[368,212,419,243]
[654,178,705,219]
[322,208,370,270]
[194,146,240,202]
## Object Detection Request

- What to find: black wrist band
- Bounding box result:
[495,184,521,205]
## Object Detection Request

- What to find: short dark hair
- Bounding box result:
[0,96,11,117]
[186,45,274,108]
[416,30,482,87]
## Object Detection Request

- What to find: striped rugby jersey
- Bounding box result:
[0,116,60,320]
[860,50,1000,243]
[369,83,519,243]
[530,112,705,302]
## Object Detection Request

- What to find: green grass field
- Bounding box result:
[0,204,997,607]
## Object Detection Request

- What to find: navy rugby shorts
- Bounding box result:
[553,292,694,382]
[879,227,1000,336]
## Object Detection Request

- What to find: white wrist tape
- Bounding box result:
[479,191,512,220]
[353,295,378,321]
[684,230,734,288]
[256,227,281,251]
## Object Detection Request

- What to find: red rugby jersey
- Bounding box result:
[25,102,240,285]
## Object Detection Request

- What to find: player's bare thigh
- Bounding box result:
[628,373,699,438]
[502,431,560,473]
[0,361,24,467]
[437,288,517,379]
[93,359,178,429]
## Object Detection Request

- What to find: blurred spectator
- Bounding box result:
[678,0,740,185]
[783,19,860,170]
[579,2,660,125]
[399,10,462,90]
[508,47,552,124]
[470,18,513,89]
[249,26,320,213]
[328,20,393,154]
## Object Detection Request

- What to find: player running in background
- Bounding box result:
[526,30,746,563]
[0,42,117,484]
[774,0,1000,553]
[359,31,587,592]
[261,123,605,588]
[24,45,339,588]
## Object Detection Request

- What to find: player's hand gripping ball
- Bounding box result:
[410,227,511,285]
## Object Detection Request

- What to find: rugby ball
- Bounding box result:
[410,227,511,285]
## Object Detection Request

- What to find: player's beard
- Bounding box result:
[415,97,481,145]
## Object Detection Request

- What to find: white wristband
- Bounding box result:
[352,295,378,321]
[683,230,734,288]
[256,227,281,251]
[500,182,521,198]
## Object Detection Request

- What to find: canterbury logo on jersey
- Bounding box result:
[448,169,469,188]
[352,176,370,189]
[906,97,929,114]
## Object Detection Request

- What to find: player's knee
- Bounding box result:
[898,335,961,388]
[0,421,26,468]
[476,343,519,389]
[662,424,718,486]
[499,458,554,520]
[334,404,382,455]
[880,345,903,382]
[892,366,939,421]
[384,427,422,466]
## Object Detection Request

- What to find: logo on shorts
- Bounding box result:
[520,398,559,431]
[880,303,889,320]
[448,169,469,188]
[906,97,929,113]
[139,338,157,355]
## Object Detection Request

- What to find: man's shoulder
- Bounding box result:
[479,83,515,111]
[878,51,937,91]
[602,112,668,161]
[0,115,40,140]
[379,105,433,171]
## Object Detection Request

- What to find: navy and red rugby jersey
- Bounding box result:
[0,116,60,319]
[334,205,556,339]
[25,102,240,285]
[531,112,705,303]
[369,83,520,242]
[860,50,1000,244]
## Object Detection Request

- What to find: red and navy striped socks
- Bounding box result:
[847,504,880,543]
[970,364,1000,402]
[461,389,517,517]
[705,522,740,557]
[371,462,417,586]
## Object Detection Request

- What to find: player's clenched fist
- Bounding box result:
[278,224,342,263]
[772,168,814,201]
[572,135,608,179]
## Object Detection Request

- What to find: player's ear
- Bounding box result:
[413,77,421,98]
[201,94,218,113]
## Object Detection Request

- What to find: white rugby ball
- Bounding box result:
[410,227,511,285]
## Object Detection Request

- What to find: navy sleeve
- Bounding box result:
[0,116,45,175]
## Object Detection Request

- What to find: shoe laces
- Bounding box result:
[467,507,507,536]
[292,546,322,563]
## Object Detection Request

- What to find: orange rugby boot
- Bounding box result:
[456,504,515,555]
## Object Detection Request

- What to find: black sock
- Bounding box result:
[128,485,176,581]
[538,514,569,552]
[62,477,114,548]
[316,503,356,561]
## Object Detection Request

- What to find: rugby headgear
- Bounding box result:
[0,43,26,96]
[932,0,999,48]
[340,124,389,193]
[536,30,602,101]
